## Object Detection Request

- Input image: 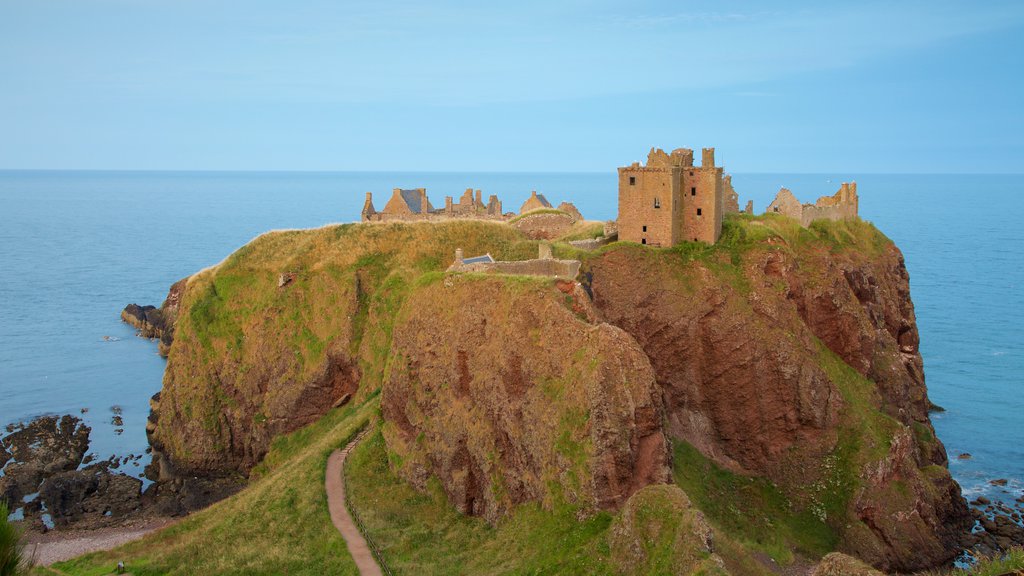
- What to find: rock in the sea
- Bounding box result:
[812,552,884,576]
[608,485,726,576]
[958,453,973,460]
[121,277,186,357]
[990,478,1009,486]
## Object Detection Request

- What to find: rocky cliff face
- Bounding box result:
[581,219,970,571]
[143,216,969,571]
[381,275,670,523]
[147,222,538,476]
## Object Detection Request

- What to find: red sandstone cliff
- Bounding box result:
[582,222,970,571]
[140,218,969,571]
[381,275,670,523]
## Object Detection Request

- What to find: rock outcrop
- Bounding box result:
[121,277,187,356]
[148,221,535,476]
[581,221,970,571]
[608,484,726,575]
[0,415,91,505]
[812,552,884,576]
[39,469,143,528]
[382,275,670,523]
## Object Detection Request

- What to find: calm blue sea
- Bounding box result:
[0,171,1021,505]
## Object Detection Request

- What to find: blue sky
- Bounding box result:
[1,0,1022,172]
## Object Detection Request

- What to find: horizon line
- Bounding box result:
[2,168,1023,176]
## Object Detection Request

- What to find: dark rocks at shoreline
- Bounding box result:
[964,498,1024,557]
[2,413,240,532]
[0,415,91,504]
[39,469,144,529]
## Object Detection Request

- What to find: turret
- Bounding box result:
[361,192,376,221]
[702,147,715,168]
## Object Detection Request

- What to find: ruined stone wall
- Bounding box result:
[519,191,552,214]
[557,202,583,221]
[511,211,576,240]
[617,166,679,247]
[723,175,740,214]
[364,212,508,223]
[454,258,581,280]
[766,188,803,220]
[766,183,859,228]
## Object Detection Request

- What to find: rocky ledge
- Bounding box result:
[121,277,186,356]
[0,414,240,532]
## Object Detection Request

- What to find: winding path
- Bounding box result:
[326,429,383,576]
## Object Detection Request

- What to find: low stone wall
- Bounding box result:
[798,202,858,228]
[510,212,576,240]
[455,258,580,280]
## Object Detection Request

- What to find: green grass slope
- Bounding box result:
[48,399,377,576]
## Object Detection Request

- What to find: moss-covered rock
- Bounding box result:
[382,274,670,523]
[608,484,726,576]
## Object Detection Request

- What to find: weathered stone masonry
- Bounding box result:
[766,182,859,227]
[617,147,727,246]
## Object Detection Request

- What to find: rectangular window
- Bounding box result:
[642,225,647,232]
[641,238,647,245]
[697,208,702,216]
[691,187,696,196]
[653,197,660,209]
[629,176,636,186]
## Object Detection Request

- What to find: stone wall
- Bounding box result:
[723,175,740,214]
[448,245,581,280]
[766,182,859,227]
[617,164,679,247]
[511,211,576,240]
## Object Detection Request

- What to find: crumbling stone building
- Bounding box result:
[766,182,859,227]
[447,244,581,280]
[362,188,505,222]
[519,191,552,214]
[617,147,727,246]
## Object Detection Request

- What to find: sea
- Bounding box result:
[1,171,1021,507]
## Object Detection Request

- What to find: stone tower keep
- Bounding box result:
[617,146,725,246]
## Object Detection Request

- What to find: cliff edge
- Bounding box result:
[138,216,969,571]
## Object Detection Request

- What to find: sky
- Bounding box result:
[1,0,1022,172]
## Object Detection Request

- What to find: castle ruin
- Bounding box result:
[362,188,505,222]
[617,147,728,246]
[447,244,581,280]
[361,187,584,223]
[765,182,859,227]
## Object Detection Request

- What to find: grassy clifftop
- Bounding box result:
[153,220,539,474]
[70,214,980,574]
